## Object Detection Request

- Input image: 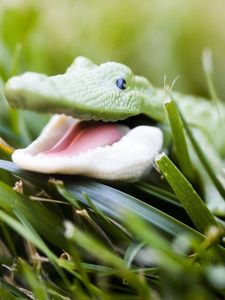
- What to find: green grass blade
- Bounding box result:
[135,181,181,206]
[10,43,22,77]
[125,213,192,272]
[0,287,26,300]
[202,48,219,104]
[64,221,151,299]
[19,259,49,300]
[124,242,145,268]
[0,210,57,263]
[202,49,225,138]
[155,153,218,233]
[165,99,194,180]
[0,207,88,292]
[55,182,131,242]
[57,179,205,239]
[0,222,17,256]
[0,180,66,249]
[0,138,14,160]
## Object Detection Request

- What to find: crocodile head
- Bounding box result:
[4,57,163,180]
[5,56,158,121]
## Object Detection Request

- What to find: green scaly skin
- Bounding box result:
[4,56,225,215]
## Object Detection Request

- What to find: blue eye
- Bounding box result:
[116,78,126,90]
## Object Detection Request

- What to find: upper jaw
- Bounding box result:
[5,72,138,122]
[5,72,60,111]
[12,114,163,181]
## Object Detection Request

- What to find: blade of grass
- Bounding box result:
[65,244,104,299]
[0,208,92,295]
[82,191,132,241]
[0,287,26,300]
[202,49,219,103]
[0,128,21,146]
[202,48,224,129]
[44,287,71,300]
[0,211,72,294]
[125,213,193,273]
[0,222,17,256]
[0,180,66,249]
[54,180,81,209]
[0,210,58,263]
[59,180,205,240]
[0,137,14,160]
[18,259,49,300]
[165,99,194,180]
[0,78,9,108]
[14,210,61,263]
[135,181,181,206]
[43,281,73,300]
[82,191,112,224]
[10,43,22,77]
[64,221,151,299]
[75,208,119,253]
[155,153,218,233]
[124,242,145,268]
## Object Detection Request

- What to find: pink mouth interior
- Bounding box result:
[41,121,128,157]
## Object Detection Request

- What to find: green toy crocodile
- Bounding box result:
[4,56,225,214]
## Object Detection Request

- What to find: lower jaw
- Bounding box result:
[12,114,163,181]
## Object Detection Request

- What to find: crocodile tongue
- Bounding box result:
[41,121,129,156]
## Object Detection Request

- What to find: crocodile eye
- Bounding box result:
[116,78,126,90]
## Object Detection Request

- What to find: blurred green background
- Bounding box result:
[1,0,225,98]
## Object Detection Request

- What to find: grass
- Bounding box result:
[0,94,225,299]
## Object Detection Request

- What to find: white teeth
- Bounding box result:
[12,114,163,181]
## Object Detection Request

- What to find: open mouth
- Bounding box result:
[12,114,163,181]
